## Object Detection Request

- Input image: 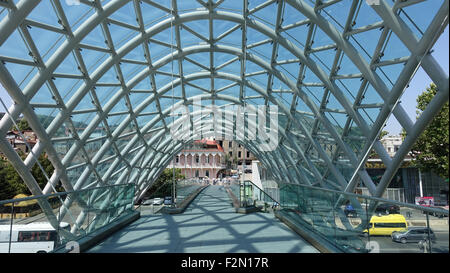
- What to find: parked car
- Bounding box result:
[163,196,173,205]
[153,198,164,205]
[344,204,357,217]
[142,199,154,206]
[375,203,400,215]
[391,227,436,244]
[422,206,448,218]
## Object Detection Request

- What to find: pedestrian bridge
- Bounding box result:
[88,185,318,253]
[1,180,448,254]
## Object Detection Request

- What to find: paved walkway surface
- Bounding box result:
[88,185,319,253]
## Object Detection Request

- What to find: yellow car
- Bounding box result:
[364,214,408,236]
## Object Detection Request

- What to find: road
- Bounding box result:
[367,230,449,253]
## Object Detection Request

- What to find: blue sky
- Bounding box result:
[384,26,449,135]
[0,12,448,137]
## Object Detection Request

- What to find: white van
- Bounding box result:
[0,222,70,253]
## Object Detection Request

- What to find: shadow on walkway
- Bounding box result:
[88,186,319,253]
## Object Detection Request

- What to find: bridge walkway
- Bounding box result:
[88,185,318,253]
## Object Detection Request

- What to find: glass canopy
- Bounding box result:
[0,0,448,204]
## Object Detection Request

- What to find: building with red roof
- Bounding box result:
[168,138,226,179]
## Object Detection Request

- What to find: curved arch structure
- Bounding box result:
[0,1,448,218]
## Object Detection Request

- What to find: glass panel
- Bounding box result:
[277,182,449,253]
[0,184,134,253]
[175,179,204,207]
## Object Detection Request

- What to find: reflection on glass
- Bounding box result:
[278,182,449,253]
[0,184,134,253]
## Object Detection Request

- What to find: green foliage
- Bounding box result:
[368,130,389,158]
[11,118,31,131]
[379,130,389,140]
[0,158,16,201]
[10,115,69,134]
[0,153,57,200]
[224,153,232,169]
[144,168,185,198]
[31,153,56,191]
[409,83,449,179]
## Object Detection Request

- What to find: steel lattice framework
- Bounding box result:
[0,0,448,220]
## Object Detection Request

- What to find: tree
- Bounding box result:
[3,151,29,196]
[0,152,58,200]
[31,153,58,191]
[0,158,16,200]
[232,155,238,168]
[11,118,31,131]
[408,83,449,179]
[144,168,185,198]
[224,153,232,169]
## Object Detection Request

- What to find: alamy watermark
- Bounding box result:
[365,241,380,253]
[65,241,80,253]
[366,0,380,5]
[169,98,279,151]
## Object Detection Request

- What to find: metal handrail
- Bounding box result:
[3,181,446,216]
[243,180,279,204]
[278,182,449,216]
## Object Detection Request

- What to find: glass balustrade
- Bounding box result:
[240,180,279,212]
[175,179,205,207]
[278,183,449,253]
[224,179,279,212]
[137,178,209,214]
[226,179,241,207]
[0,184,134,253]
